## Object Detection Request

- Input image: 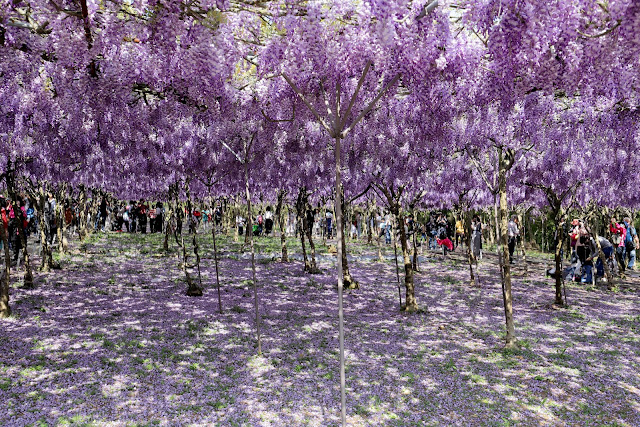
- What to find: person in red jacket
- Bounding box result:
[610,217,626,276]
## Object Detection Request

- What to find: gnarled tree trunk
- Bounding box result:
[464,209,476,284]
[497,147,516,347]
[184,181,203,297]
[38,186,54,272]
[296,188,320,273]
[339,186,358,289]
[77,186,89,240]
[275,190,288,262]
[211,200,222,313]
[0,220,11,318]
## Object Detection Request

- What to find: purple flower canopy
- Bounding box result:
[0,0,638,206]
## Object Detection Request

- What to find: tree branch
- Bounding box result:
[342,73,401,139]
[282,73,333,136]
[347,183,372,205]
[339,60,372,131]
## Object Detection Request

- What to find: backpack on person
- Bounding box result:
[625,225,636,251]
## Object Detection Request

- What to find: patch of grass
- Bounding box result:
[230,305,247,313]
[354,404,371,417]
[101,357,117,368]
[549,346,572,363]
[402,372,417,384]
[20,364,45,376]
[123,339,144,349]
[469,373,486,384]
[443,358,457,372]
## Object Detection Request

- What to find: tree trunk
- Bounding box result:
[306,227,321,274]
[175,200,184,247]
[211,201,223,314]
[498,148,516,347]
[553,214,565,306]
[412,216,419,272]
[392,215,402,309]
[89,191,99,234]
[367,202,374,245]
[244,201,250,245]
[275,190,288,262]
[182,234,199,296]
[184,182,203,297]
[163,210,171,252]
[465,209,476,284]
[38,187,54,271]
[376,219,384,262]
[333,135,347,427]
[340,186,358,289]
[296,189,311,272]
[320,199,327,246]
[517,211,527,275]
[245,161,261,355]
[0,219,11,318]
[396,209,417,311]
[77,186,88,240]
[340,228,358,288]
[163,185,173,252]
[299,221,309,270]
[56,187,68,253]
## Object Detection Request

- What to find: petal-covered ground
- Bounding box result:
[1,232,639,426]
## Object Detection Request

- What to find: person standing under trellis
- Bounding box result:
[623,217,637,270]
[455,217,465,251]
[155,202,164,233]
[138,200,148,233]
[610,217,626,276]
[264,206,274,236]
[99,197,108,232]
[325,209,333,239]
[507,215,519,264]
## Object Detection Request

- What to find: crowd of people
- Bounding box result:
[559,216,638,283]
[3,191,638,285]
[0,194,62,265]
[238,207,477,257]
[97,198,165,234]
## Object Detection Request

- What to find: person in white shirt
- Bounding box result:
[236,215,245,237]
[326,210,334,238]
[264,206,274,235]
